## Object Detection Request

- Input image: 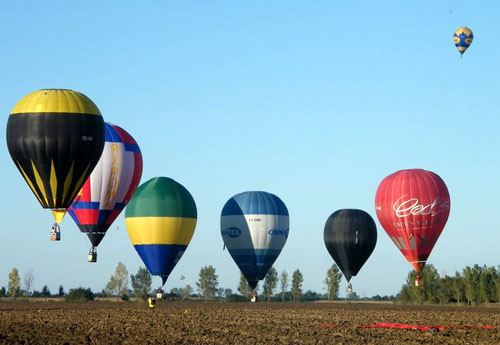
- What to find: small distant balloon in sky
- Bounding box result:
[453,27,473,58]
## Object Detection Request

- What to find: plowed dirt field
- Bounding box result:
[0,301,498,344]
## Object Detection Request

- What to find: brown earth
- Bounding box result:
[0,301,498,345]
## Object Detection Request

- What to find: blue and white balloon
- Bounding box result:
[221,191,289,289]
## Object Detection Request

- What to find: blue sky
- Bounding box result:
[1,1,498,297]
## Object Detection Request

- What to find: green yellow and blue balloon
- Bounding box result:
[453,27,473,58]
[125,177,197,286]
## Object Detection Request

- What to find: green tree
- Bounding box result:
[463,265,481,305]
[496,274,500,304]
[237,272,253,299]
[41,285,51,299]
[478,266,497,304]
[396,284,412,304]
[105,262,129,299]
[170,287,182,297]
[407,271,424,304]
[347,291,360,301]
[196,265,218,301]
[130,267,152,300]
[436,276,453,304]
[182,284,193,300]
[291,269,303,302]
[224,288,233,299]
[215,288,225,299]
[302,290,320,301]
[421,264,440,303]
[65,287,94,301]
[451,272,464,304]
[398,265,439,304]
[324,264,342,301]
[262,267,278,302]
[279,270,289,302]
[58,285,65,297]
[0,286,6,297]
[8,268,20,299]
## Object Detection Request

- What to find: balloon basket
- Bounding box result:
[50,232,60,241]
[415,275,423,287]
[50,223,61,241]
[88,247,97,263]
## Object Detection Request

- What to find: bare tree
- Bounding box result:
[23,270,35,298]
[182,284,193,300]
[279,270,289,302]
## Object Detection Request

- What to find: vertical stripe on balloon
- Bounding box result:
[68,123,142,248]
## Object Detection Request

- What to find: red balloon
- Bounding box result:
[375,169,450,273]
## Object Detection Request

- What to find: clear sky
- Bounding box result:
[1,1,499,298]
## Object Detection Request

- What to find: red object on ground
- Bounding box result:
[356,323,493,331]
[375,169,450,273]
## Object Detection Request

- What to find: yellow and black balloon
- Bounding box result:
[125,177,197,286]
[453,27,473,58]
[6,89,105,224]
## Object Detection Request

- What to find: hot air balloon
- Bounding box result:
[453,27,473,58]
[125,177,197,286]
[375,169,450,286]
[6,89,105,240]
[221,191,289,290]
[67,123,143,262]
[324,209,377,292]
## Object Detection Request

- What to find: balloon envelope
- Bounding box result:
[221,191,289,289]
[125,177,197,285]
[375,169,450,273]
[453,27,473,57]
[6,89,105,219]
[68,123,143,247]
[324,209,377,282]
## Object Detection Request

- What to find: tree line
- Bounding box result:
[1,263,344,302]
[396,264,500,305]
[2,263,498,305]
[1,268,64,299]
